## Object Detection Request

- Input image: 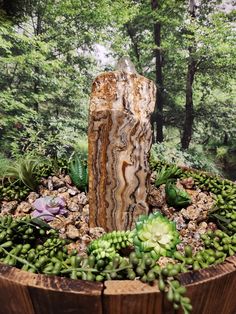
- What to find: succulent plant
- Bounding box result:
[69,153,88,191]
[165,180,192,208]
[32,196,67,221]
[87,230,134,260]
[133,212,180,260]
[155,165,182,187]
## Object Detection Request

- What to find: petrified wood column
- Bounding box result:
[88,66,156,231]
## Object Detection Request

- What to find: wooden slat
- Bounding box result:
[0,256,235,314]
[177,256,236,314]
[0,263,103,314]
[0,264,35,314]
[103,280,162,314]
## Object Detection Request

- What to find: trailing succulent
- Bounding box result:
[87,230,134,260]
[87,212,180,262]
[1,214,236,314]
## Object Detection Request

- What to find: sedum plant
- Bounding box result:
[133,212,180,259]
[32,196,67,222]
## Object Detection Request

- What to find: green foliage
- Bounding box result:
[0,179,30,201]
[69,154,88,191]
[216,146,229,161]
[154,165,182,187]
[87,230,134,260]
[133,212,180,259]
[3,155,42,191]
[165,181,192,208]
[150,143,220,174]
[0,153,11,178]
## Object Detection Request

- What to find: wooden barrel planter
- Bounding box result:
[0,255,235,314]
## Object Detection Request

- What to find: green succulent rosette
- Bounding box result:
[133,212,180,260]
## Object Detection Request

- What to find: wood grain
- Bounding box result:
[88,71,156,231]
[103,280,162,314]
[0,256,235,314]
[0,263,103,314]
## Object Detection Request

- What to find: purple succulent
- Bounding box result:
[32,196,67,222]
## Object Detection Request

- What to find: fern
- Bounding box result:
[69,154,88,191]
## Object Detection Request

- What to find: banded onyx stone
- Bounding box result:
[88,71,155,231]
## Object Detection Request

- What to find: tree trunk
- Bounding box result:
[125,23,142,74]
[33,10,42,112]
[151,0,164,143]
[181,0,197,149]
[181,49,196,149]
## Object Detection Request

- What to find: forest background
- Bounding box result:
[0,0,235,180]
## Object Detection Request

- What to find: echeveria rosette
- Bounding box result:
[133,212,180,260]
[32,196,67,222]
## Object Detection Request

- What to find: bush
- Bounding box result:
[150,143,220,175]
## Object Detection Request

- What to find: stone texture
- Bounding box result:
[88,71,155,231]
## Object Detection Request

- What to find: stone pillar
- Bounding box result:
[88,69,156,231]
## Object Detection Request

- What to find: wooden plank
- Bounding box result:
[0,264,35,314]
[0,263,103,314]
[103,280,162,314]
[28,275,103,314]
[0,256,235,314]
[177,256,236,314]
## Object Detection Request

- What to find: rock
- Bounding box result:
[89,227,106,239]
[198,222,208,234]
[82,204,89,216]
[180,177,195,189]
[47,177,54,190]
[15,202,32,214]
[88,70,156,231]
[77,192,88,205]
[67,200,81,212]
[52,176,65,189]
[64,175,72,185]
[57,187,68,193]
[40,178,48,187]
[58,192,70,202]
[66,224,80,239]
[147,185,166,208]
[0,201,18,214]
[68,188,78,196]
[181,205,201,221]
[172,214,187,230]
[187,221,197,231]
[157,256,176,268]
[27,192,39,204]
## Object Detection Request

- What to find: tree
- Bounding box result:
[0,0,127,157]
[151,0,164,143]
[181,0,197,149]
